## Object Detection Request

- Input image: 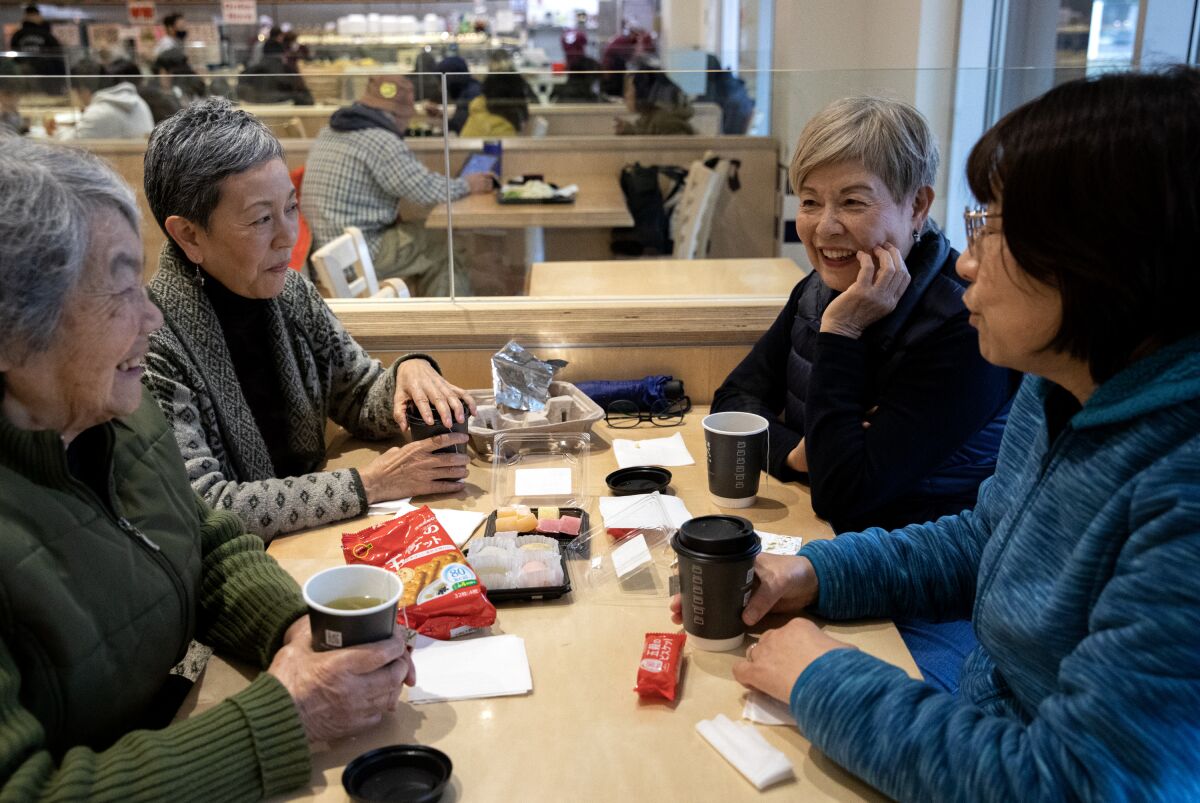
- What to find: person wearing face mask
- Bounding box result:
[143,98,477,543]
[301,75,493,297]
[154,12,188,58]
[711,97,1016,691]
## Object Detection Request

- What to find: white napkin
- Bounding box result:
[407,634,533,703]
[362,500,484,548]
[366,498,413,516]
[742,690,797,726]
[612,432,695,469]
[695,714,795,790]
[756,530,804,556]
[598,493,694,530]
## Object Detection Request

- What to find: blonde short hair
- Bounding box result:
[788,96,938,203]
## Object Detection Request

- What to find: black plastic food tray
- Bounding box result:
[473,507,590,602]
[496,193,576,205]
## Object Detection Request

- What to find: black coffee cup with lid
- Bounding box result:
[671,515,761,651]
[406,402,468,455]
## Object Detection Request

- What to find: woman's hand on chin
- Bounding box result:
[819,242,911,339]
[393,359,477,431]
[732,619,856,703]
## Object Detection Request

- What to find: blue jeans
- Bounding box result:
[895,617,977,694]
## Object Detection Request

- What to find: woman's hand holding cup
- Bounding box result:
[393,359,476,432]
[358,434,470,503]
[269,617,416,745]
[819,242,912,339]
[731,619,855,703]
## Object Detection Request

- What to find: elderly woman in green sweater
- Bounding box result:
[143,97,474,543]
[0,139,414,799]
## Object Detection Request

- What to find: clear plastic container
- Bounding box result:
[565,492,678,607]
[490,431,592,511]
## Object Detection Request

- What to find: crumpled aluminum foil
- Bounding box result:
[491,340,568,411]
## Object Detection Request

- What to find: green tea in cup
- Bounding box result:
[303,565,403,650]
[325,595,385,610]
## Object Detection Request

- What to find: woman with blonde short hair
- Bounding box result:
[712,97,1015,690]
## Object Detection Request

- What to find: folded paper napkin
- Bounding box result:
[742,690,797,726]
[598,492,694,530]
[612,432,695,469]
[695,714,795,790]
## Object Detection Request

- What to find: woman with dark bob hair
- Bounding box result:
[675,67,1200,799]
[143,98,474,542]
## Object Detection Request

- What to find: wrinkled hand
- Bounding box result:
[358,434,470,503]
[393,359,476,431]
[270,617,416,744]
[668,554,818,628]
[732,619,856,702]
[820,243,911,339]
[742,554,819,625]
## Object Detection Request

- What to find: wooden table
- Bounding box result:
[528,257,808,297]
[184,408,915,802]
[426,176,633,265]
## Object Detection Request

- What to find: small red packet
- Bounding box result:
[635,632,686,700]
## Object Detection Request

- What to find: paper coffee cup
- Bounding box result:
[702,412,768,508]
[303,565,403,651]
[671,515,761,651]
[407,403,468,455]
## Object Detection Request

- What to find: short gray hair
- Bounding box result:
[144,96,283,248]
[788,96,939,203]
[0,139,138,364]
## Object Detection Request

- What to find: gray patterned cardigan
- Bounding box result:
[144,247,427,540]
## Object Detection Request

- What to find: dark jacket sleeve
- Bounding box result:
[804,315,1011,526]
[711,281,807,480]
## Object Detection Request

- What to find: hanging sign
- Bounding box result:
[127,0,156,24]
[220,0,258,25]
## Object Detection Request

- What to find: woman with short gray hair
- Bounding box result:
[143,97,475,541]
[0,138,413,799]
[711,96,1016,691]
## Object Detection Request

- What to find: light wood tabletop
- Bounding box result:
[425,176,633,229]
[182,407,914,802]
[528,257,808,297]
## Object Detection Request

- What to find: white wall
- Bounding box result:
[769,0,964,259]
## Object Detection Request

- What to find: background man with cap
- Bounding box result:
[301,75,492,297]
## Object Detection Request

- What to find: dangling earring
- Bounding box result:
[912,229,921,243]
[192,264,205,287]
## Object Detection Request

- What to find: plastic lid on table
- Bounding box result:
[490,431,592,511]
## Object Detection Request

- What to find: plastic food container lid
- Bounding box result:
[605,466,672,496]
[490,431,591,510]
[675,515,758,556]
[342,745,452,803]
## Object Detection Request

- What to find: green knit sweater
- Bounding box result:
[0,387,312,801]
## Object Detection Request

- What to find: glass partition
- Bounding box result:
[0,59,1179,304]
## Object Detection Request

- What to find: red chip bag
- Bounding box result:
[342,506,496,639]
[635,632,686,700]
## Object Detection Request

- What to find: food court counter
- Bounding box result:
[181,407,916,802]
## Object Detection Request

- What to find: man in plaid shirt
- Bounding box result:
[302,75,493,296]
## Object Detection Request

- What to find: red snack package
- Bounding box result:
[634,632,686,700]
[342,506,496,639]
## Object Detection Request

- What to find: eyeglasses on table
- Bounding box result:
[604,396,692,428]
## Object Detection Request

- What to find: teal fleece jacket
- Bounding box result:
[0,388,311,801]
[792,335,1200,801]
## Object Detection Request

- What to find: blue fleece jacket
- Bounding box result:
[791,334,1200,801]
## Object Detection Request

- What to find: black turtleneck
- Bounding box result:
[201,270,310,478]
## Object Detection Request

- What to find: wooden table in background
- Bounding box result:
[426,176,633,265]
[184,407,915,802]
[528,257,807,297]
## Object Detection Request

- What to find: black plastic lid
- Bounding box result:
[606,466,672,496]
[343,745,452,803]
[676,515,758,556]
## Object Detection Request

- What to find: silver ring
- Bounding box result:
[747,642,756,659]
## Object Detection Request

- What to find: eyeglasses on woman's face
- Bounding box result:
[604,396,692,428]
[963,206,1002,252]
